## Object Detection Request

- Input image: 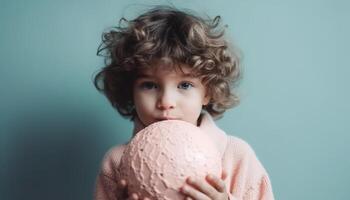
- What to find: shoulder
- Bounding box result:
[223,135,268,176]
[98,144,127,178]
[225,135,257,158]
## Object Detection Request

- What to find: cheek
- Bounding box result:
[134,92,155,112]
[180,99,203,125]
[181,93,205,112]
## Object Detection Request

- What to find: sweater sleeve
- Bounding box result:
[94,145,126,200]
[223,136,274,200]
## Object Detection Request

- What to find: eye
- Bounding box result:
[178,82,193,90]
[139,81,158,90]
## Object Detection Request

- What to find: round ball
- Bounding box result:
[119,120,222,200]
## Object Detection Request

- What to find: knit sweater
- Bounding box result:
[94,114,275,200]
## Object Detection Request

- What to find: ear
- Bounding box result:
[202,94,211,106]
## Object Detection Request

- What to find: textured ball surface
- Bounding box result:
[119,120,222,200]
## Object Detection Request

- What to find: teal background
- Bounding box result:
[1,0,349,199]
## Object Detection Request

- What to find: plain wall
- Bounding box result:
[1,0,349,199]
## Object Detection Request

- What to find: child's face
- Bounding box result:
[133,64,210,127]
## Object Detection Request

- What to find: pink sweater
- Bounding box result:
[94,114,274,200]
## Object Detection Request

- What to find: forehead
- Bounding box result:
[136,62,197,78]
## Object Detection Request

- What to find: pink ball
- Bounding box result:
[119,120,222,200]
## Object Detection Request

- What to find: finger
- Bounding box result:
[116,179,128,198]
[206,174,226,193]
[187,177,218,199]
[181,185,211,200]
[185,197,194,200]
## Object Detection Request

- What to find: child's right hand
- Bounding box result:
[116,179,151,200]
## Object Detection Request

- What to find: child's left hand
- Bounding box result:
[180,172,229,200]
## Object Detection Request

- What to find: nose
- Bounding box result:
[156,89,176,110]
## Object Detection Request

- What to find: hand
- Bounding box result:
[116,179,151,200]
[180,171,229,200]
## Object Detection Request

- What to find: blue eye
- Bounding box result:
[140,82,157,90]
[178,82,193,90]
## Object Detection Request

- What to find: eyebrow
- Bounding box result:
[135,73,151,79]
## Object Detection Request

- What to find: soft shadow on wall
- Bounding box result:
[1,97,117,200]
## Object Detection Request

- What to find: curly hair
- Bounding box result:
[93,5,241,119]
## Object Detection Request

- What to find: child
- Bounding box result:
[93,6,274,200]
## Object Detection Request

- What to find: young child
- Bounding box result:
[93,6,274,200]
